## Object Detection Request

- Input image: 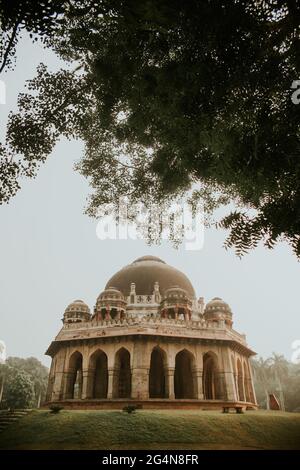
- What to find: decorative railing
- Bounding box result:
[60,315,247,346]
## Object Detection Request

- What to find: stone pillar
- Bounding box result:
[193,368,204,399]
[175,306,179,320]
[131,367,149,399]
[45,358,56,402]
[51,351,67,401]
[247,359,257,404]
[78,369,83,398]
[184,308,189,322]
[82,368,94,399]
[105,305,111,320]
[166,367,175,399]
[241,366,246,402]
[62,371,73,399]
[131,341,150,399]
[107,367,114,399]
[221,349,238,401]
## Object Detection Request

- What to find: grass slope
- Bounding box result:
[0,410,300,450]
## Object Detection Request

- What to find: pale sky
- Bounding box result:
[0,36,299,367]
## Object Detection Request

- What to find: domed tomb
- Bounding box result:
[106,256,195,298]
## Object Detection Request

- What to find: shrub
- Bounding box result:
[123,405,138,414]
[49,404,64,414]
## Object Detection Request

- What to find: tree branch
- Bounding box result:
[0,22,19,74]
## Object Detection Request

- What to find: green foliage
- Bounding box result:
[123,404,138,414]
[6,356,49,407]
[3,369,35,409]
[252,353,300,412]
[0,0,67,73]
[0,357,49,409]
[1,1,300,256]
[49,404,64,413]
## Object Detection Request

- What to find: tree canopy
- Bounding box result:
[252,353,300,412]
[0,356,49,409]
[1,0,299,256]
[0,367,35,409]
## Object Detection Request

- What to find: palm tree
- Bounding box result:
[269,353,289,411]
[252,357,272,409]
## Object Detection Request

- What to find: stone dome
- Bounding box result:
[97,287,125,301]
[204,297,232,313]
[204,297,232,325]
[163,286,189,300]
[105,256,195,298]
[64,299,91,323]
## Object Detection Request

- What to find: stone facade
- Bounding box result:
[45,256,257,409]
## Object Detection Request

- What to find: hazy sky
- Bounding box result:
[0,37,299,367]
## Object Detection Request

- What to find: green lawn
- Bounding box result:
[0,409,300,450]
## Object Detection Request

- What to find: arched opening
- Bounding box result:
[237,358,245,401]
[167,308,176,319]
[113,348,131,398]
[203,352,221,399]
[88,350,108,398]
[149,347,167,398]
[174,349,196,398]
[99,308,106,320]
[178,307,186,320]
[110,308,118,320]
[65,351,83,399]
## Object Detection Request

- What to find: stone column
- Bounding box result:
[131,367,149,399]
[105,305,111,320]
[247,359,257,404]
[82,368,94,399]
[131,341,150,399]
[62,371,73,399]
[174,306,179,320]
[45,358,56,402]
[52,350,67,401]
[221,349,238,401]
[166,367,175,399]
[107,367,114,399]
[241,366,246,402]
[193,368,204,399]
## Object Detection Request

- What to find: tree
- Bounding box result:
[3,369,35,409]
[5,357,49,407]
[284,363,300,412]
[252,357,272,409]
[1,0,300,256]
[252,354,300,412]
[269,353,289,411]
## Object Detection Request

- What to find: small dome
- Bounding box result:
[65,299,90,314]
[64,299,91,323]
[204,297,232,313]
[164,286,189,299]
[204,297,232,325]
[97,287,125,301]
